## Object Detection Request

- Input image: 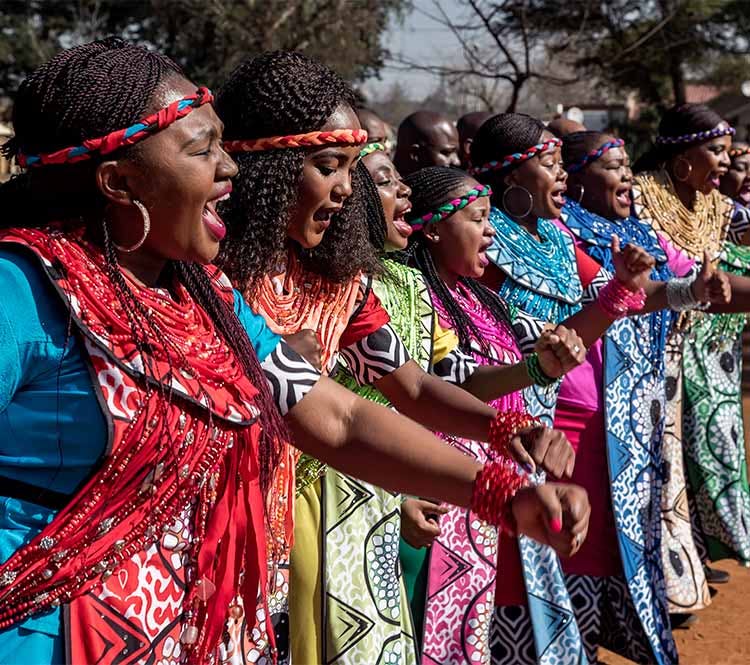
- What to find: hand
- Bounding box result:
[534,325,586,379]
[401,498,448,548]
[511,483,590,557]
[507,426,575,478]
[283,329,322,370]
[691,251,731,305]
[611,235,655,292]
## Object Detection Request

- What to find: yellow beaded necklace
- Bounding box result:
[633,169,733,259]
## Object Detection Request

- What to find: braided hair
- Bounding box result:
[0,37,286,496]
[359,160,388,252]
[216,51,380,295]
[403,166,512,359]
[634,103,727,173]
[470,113,545,208]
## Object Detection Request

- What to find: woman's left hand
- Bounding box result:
[692,251,731,305]
[611,235,655,292]
[535,325,586,379]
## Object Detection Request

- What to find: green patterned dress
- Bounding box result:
[682,241,750,564]
[324,259,435,664]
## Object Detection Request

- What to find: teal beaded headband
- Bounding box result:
[408,184,492,230]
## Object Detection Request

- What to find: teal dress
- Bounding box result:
[0,248,280,664]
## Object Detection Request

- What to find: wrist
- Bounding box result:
[525,352,558,385]
[667,276,709,311]
[598,277,645,319]
[489,410,540,457]
[471,459,528,536]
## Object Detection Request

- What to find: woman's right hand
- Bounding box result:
[401,498,449,549]
[283,329,323,370]
[534,325,586,378]
[511,483,590,557]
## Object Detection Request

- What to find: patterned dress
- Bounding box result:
[485,208,590,665]
[560,200,679,664]
[632,171,736,612]
[682,228,750,564]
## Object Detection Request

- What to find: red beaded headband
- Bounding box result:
[223,129,368,152]
[18,87,213,168]
[469,138,562,176]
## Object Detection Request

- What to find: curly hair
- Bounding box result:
[403,166,512,359]
[216,51,380,295]
[470,112,545,208]
[0,37,287,496]
[634,103,728,173]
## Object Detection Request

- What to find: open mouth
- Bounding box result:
[550,185,566,209]
[478,239,492,267]
[313,206,342,229]
[393,205,413,238]
[740,184,750,202]
[615,186,631,208]
[202,184,232,242]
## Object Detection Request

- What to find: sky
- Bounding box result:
[363,0,463,100]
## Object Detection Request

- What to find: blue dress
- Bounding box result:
[0,248,281,664]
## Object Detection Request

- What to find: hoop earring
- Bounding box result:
[673,156,692,183]
[568,184,585,204]
[113,200,151,253]
[502,185,534,218]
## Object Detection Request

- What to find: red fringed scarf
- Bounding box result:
[0,226,274,664]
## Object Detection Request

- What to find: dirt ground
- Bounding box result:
[599,398,750,665]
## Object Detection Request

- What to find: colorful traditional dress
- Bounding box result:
[0,226,321,665]
[249,251,412,665]
[484,208,591,665]
[407,278,524,665]
[633,171,736,612]
[559,199,681,664]
[682,207,750,564]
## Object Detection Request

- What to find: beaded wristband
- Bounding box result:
[666,276,709,311]
[489,410,540,459]
[525,352,557,387]
[598,278,639,319]
[471,459,528,535]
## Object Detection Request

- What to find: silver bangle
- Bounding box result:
[666,276,708,311]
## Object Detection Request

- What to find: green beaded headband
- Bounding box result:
[408,184,492,230]
[360,142,386,158]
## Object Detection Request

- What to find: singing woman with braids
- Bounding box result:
[216,52,591,665]
[466,112,666,665]
[633,105,750,616]
[0,40,591,665]
[333,145,586,663]
[557,129,738,662]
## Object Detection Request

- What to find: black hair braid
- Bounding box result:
[634,103,728,173]
[403,166,512,358]
[561,130,609,169]
[359,161,387,252]
[216,51,380,295]
[1,38,287,500]
[470,113,545,207]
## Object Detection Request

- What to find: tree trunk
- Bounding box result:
[505,78,523,113]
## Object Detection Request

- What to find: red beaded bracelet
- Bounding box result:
[471,459,529,535]
[489,411,540,459]
[598,278,638,319]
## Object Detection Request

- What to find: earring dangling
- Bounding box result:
[673,156,692,183]
[501,185,534,218]
[113,200,151,253]
[568,184,585,204]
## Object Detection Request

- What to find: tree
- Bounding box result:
[503,0,750,107]
[0,0,409,97]
[389,0,579,113]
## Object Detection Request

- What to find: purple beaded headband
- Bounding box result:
[655,123,735,146]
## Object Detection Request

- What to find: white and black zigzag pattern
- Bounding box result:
[261,340,321,416]
[339,323,409,386]
[727,203,750,245]
[512,309,545,355]
[433,346,478,384]
[582,266,611,306]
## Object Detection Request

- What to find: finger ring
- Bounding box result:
[573,345,581,354]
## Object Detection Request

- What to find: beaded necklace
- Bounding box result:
[486,206,583,323]
[249,249,360,372]
[0,226,272,663]
[633,169,731,259]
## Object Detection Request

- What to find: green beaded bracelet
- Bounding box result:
[525,352,557,387]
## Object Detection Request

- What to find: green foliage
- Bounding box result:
[0,0,409,97]
[501,0,750,106]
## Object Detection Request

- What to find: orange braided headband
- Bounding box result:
[223,129,368,152]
